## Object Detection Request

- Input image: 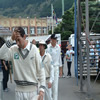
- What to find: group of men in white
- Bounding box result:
[0,27,62,100]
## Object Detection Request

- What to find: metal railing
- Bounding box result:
[78,36,100,76]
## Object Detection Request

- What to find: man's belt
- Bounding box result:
[14,80,38,86]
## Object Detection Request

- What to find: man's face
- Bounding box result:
[39,44,45,52]
[67,42,69,45]
[32,40,36,45]
[67,46,71,50]
[51,38,57,45]
[14,32,25,48]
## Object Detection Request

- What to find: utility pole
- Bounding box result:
[62,0,64,15]
[77,0,83,91]
[47,16,48,34]
[51,4,54,34]
[85,0,91,98]
[74,0,78,86]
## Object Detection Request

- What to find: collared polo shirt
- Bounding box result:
[47,43,62,67]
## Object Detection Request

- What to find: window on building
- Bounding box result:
[23,27,28,35]
[37,27,41,34]
[30,27,35,35]
[43,27,47,34]
[12,27,15,31]
[6,27,10,30]
[49,26,52,31]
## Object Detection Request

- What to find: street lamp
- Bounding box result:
[62,0,64,15]
[27,17,30,36]
[19,16,21,26]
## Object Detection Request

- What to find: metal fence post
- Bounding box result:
[85,0,91,98]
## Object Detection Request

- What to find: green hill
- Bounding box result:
[0,0,74,18]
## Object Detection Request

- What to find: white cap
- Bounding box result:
[38,40,47,49]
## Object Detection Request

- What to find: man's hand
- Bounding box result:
[12,31,20,41]
[12,31,16,41]
[5,66,8,71]
[38,91,44,100]
[66,55,70,60]
[70,52,73,54]
[68,57,71,60]
[48,82,52,88]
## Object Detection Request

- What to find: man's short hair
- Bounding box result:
[14,27,25,37]
[51,34,57,39]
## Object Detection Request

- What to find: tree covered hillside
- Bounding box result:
[0,0,74,18]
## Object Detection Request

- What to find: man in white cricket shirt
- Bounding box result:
[47,34,62,100]
[38,40,54,100]
[0,27,45,100]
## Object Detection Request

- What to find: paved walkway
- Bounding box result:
[2,77,100,100]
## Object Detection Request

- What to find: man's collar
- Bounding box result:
[41,51,47,57]
[23,41,30,51]
[44,51,47,56]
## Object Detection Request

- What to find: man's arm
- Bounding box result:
[70,50,74,54]
[59,47,62,77]
[0,31,16,61]
[48,54,54,88]
[66,51,70,60]
[35,47,45,99]
[2,61,8,70]
[0,40,13,61]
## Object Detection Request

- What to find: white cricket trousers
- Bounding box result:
[15,91,38,100]
[45,82,52,100]
[52,66,59,100]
